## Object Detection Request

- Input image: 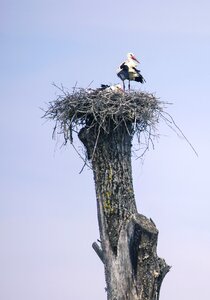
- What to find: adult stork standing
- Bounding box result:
[117,53,146,90]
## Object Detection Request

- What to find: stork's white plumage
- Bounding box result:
[117,53,146,90]
[86,84,123,94]
[126,52,140,68]
[108,84,124,92]
[99,84,123,93]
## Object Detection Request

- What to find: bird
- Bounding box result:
[117,53,146,90]
[86,84,123,94]
[98,84,124,93]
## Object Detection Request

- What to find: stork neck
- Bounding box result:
[126,58,138,68]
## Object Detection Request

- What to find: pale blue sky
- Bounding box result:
[1,0,210,299]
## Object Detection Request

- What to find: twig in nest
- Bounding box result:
[42,85,197,168]
[160,111,198,157]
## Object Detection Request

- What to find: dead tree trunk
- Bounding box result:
[79,121,170,300]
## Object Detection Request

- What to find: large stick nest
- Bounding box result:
[43,86,167,148]
[43,85,198,161]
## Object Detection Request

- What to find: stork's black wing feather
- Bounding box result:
[135,74,146,83]
[117,62,129,80]
[100,84,110,90]
[119,62,129,71]
[117,69,129,81]
[133,67,140,72]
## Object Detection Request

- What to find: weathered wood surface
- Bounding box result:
[79,121,170,300]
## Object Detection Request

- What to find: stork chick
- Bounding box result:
[99,84,124,93]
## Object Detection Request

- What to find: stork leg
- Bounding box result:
[128,80,130,90]
[122,81,125,91]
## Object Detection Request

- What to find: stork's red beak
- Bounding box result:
[131,54,140,63]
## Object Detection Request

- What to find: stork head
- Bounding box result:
[127,52,140,63]
[114,84,124,92]
[110,84,124,93]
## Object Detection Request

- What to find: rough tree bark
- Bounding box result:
[79,120,170,300]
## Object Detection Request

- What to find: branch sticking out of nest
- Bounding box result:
[42,85,198,160]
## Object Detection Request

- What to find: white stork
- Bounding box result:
[86,84,123,94]
[117,53,146,90]
[98,84,124,93]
